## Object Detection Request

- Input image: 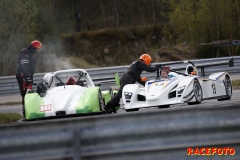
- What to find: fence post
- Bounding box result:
[73,130,81,160]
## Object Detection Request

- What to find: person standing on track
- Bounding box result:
[16,40,42,118]
[104,54,161,114]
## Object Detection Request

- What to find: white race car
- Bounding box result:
[120,59,234,112]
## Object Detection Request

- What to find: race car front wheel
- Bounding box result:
[218,75,232,101]
[188,79,203,105]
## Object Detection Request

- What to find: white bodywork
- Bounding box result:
[43,85,87,116]
[41,69,96,116]
[121,69,231,110]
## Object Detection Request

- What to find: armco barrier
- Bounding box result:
[0,56,239,96]
[0,105,240,160]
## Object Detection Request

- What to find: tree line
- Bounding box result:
[0,0,239,76]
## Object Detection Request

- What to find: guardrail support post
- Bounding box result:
[73,130,81,160]
[201,67,205,77]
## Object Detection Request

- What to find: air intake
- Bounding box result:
[168,91,176,99]
[138,95,146,101]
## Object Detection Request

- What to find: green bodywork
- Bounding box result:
[24,87,107,120]
[115,72,120,87]
[76,87,100,113]
[101,89,119,110]
[101,90,112,105]
[24,93,45,119]
[25,84,120,120]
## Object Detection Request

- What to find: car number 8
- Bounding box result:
[211,84,216,94]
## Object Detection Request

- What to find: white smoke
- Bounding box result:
[36,37,75,73]
[55,56,75,70]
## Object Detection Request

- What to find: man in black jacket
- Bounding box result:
[104,54,160,113]
[16,40,42,118]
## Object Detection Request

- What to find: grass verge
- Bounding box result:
[232,80,240,86]
[232,80,240,90]
[0,102,22,106]
[0,113,22,124]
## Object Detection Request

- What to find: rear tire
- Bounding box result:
[187,79,203,105]
[98,90,104,112]
[108,87,114,98]
[218,76,232,101]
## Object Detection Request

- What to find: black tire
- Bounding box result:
[125,108,139,112]
[218,76,232,101]
[157,105,170,108]
[188,79,203,105]
[98,90,105,112]
[108,87,114,98]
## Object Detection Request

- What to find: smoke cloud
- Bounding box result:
[35,37,75,73]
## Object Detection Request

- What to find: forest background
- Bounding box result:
[0,0,240,76]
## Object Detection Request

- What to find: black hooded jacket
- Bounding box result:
[16,45,37,78]
[126,60,158,84]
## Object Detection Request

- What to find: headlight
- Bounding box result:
[177,85,186,94]
[124,92,133,99]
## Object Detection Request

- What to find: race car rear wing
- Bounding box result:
[194,58,234,77]
[158,58,234,77]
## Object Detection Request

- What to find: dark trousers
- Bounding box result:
[16,76,26,117]
[107,74,135,107]
[16,76,26,105]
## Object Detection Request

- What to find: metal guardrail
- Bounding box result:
[0,105,240,160]
[0,56,239,96]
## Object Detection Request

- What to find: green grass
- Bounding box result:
[69,56,99,69]
[232,80,240,86]
[0,113,22,124]
[0,102,21,106]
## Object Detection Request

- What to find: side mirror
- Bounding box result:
[95,82,101,86]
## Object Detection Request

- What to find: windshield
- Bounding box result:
[54,71,86,87]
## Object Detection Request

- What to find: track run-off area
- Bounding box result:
[0,89,239,124]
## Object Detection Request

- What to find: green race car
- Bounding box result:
[24,68,117,120]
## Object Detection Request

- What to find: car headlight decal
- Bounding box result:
[124,92,133,99]
[177,85,186,94]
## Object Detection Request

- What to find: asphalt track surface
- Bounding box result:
[0,90,239,123]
